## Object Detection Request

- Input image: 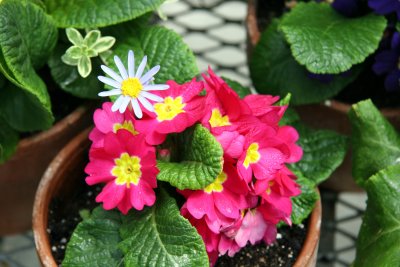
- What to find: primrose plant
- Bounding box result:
[62,49,347,266]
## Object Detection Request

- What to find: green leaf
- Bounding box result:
[0,82,54,132]
[119,189,208,267]
[83,30,100,46]
[354,164,400,267]
[49,44,102,99]
[104,24,199,84]
[91,37,116,54]
[65,46,82,59]
[250,20,361,105]
[43,0,167,28]
[290,124,348,185]
[78,56,92,78]
[280,2,387,74]
[349,99,400,187]
[223,77,252,98]
[157,125,224,190]
[279,107,300,127]
[63,207,124,266]
[0,0,57,130]
[0,116,18,164]
[66,28,84,46]
[290,171,319,225]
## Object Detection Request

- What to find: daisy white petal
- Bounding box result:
[140,91,164,102]
[143,84,170,91]
[135,55,147,78]
[98,89,122,97]
[138,95,154,112]
[131,98,143,118]
[112,95,125,112]
[140,65,160,84]
[114,55,128,80]
[128,50,135,78]
[101,65,123,83]
[98,76,121,89]
[119,96,131,113]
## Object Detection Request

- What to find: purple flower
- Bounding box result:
[332,0,359,17]
[368,0,400,19]
[373,32,400,92]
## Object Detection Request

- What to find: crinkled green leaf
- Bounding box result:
[43,0,167,28]
[250,20,361,105]
[104,24,198,84]
[63,207,124,266]
[78,56,92,78]
[0,0,57,130]
[354,164,400,267]
[280,2,387,74]
[223,77,252,98]
[0,116,18,164]
[290,170,319,225]
[290,124,348,185]
[157,125,224,190]
[92,37,116,53]
[66,28,83,46]
[49,44,102,99]
[119,189,208,267]
[349,99,400,187]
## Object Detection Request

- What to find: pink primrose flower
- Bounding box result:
[136,78,205,145]
[85,130,158,214]
[89,102,139,148]
[243,94,287,126]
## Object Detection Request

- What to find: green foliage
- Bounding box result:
[63,190,208,267]
[0,116,18,164]
[0,0,58,131]
[157,125,224,190]
[250,20,360,105]
[280,2,387,74]
[104,24,199,85]
[43,0,167,28]
[349,99,400,187]
[223,77,252,98]
[354,164,400,267]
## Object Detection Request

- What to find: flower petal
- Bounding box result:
[112,95,125,112]
[98,76,121,89]
[114,55,128,80]
[140,65,160,84]
[128,50,135,78]
[131,98,143,118]
[119,96,131,113]
[98,89,122,97]
[143,84,170,91]
[101,65,123,83]
[138,95,154,112]
[135,55,147,78]
[140,91,164,102]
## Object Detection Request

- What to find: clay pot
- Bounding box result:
[246,0,400,192]
[0,105,93,235]
[33,129,322,267]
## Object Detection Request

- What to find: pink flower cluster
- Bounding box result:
[85,68,302,263]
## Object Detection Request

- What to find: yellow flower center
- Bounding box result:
[113,121,138,136]
[154,96,186,121]
[266,181,274,195]
[112,153,142,188]
[209,109,230,128]
[243,143,260,168]
[121,78,143,98]
[204,171,227,194]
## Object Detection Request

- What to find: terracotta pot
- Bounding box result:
[0,105,93,235]
[246,0,400,192]
[33,129,322,267]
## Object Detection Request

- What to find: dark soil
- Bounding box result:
[215,223,307,267]
[48,175,307,266]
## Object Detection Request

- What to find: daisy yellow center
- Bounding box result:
[209,109,230,128]
[204,171,227,194]
[243,143,260,168]
[113,121,138,136]
[154,96,186,121]
[112,153,142,188]
[121,78,143,98]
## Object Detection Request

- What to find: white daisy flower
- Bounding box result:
[98,50,169,118]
